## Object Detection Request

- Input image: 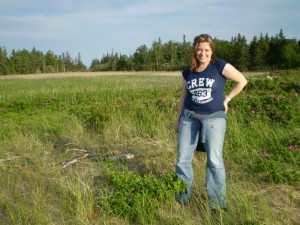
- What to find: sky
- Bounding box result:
[1,0,299,67]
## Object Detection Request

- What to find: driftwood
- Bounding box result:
[0,155,29,162]
[62,149,134,168]
[0,149,134,169]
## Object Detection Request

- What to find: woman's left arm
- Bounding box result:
[222,63,247,112]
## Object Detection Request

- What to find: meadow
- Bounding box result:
[0,71,299,225]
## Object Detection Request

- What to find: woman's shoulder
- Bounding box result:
[182,66,191,79]
[212,59,228,72]
[182,66,191,73]
[213,58,228,65]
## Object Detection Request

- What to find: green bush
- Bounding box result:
[101,170,187,222]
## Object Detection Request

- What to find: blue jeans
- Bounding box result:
[175,110,227,209]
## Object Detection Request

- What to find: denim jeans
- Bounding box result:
[175,109,227,209]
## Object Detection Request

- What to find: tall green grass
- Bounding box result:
[0,71,299,225]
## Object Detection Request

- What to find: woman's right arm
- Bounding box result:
[174,79,187,133]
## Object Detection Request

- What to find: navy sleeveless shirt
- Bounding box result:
[182,59,228,114]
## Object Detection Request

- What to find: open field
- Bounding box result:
[0,71,181,79]
[0,71,268,80]
[0,71,299,225]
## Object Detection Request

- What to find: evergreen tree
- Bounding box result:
[62,52,74,72]
[150,38,164,70]
[74,52,87,71]
[45,50,57,73]
[232,34,250,71]
[249,36,266,70]
[10,49,34,74]
[268,31,286,69]
[89,59,101,71]
[177,35,192,69]
[33,48,46,73]
[214,39,234,63]
[110,52,118,71]
[257,33,270,70]
[162,41,178,70]
[282,38,299,69]
[0,47,9,75]
[117,54,131,71]
[133,45,149,70]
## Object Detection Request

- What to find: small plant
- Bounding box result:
[101,170,187,221]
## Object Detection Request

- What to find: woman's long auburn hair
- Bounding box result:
[190,34,217,72]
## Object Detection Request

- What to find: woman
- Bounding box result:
[174,34,247,210]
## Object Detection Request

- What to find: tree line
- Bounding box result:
[0,48,87,75]
[0,29,299,75]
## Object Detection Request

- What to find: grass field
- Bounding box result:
[0,71,299,225]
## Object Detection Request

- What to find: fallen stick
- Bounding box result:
[0,155,29,162]
[107,153,135,161]
[62,153,90,168]
[62,150,134,168]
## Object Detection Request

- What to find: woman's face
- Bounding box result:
[195,42,213,64]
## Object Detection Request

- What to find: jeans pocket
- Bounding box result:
[183,108,193,118]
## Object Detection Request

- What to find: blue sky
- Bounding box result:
[1,0,299,67]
